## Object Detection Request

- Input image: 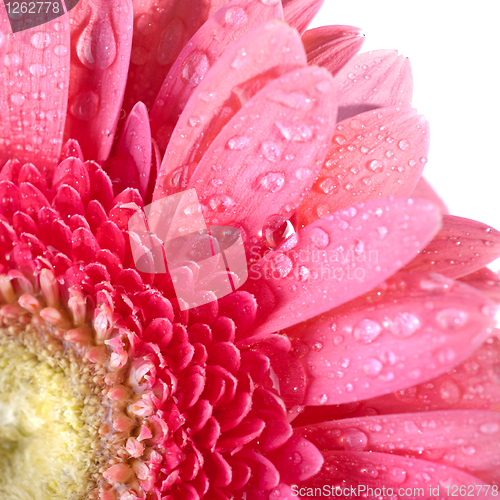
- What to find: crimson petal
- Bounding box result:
[250,197,441,335]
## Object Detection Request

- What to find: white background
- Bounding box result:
[310,1,500,269]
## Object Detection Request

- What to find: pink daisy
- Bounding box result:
[0,0,499,499]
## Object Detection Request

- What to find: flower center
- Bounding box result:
[0,321,102,499]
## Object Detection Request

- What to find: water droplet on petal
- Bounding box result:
[343,428,368,451]
[31,32,51,50]
[436,347,457,364]
[227,136,249,150]
[261,142,283,162]
[224,6,248,28]
[295,167,312,181]
[309,227,330,249]
[363,358,384,377]
[436,309,469,330]
[208,195,235,213]
[10,93,25,106]
[291,451,302,465]
[275,121,313,142]
[267,89,314,110]
[398,139,410,151]
[319,177,338,194]
[54,44,68,57]
[260,0,280,4]
[390,467,408,485]
[29,64,47,76]
[479,422,499,434]
[439,379,462,404]
[353,319,382,344]
[269,252,293,278]
[368,159,384,172]
[377,226,388,239]
[264,215,296,250]
[318,394,328,404]
[70,91,99,121]
[260,172,285,193]
[182,51,209,88]
[389,312,421,338]
[77,15,117,70]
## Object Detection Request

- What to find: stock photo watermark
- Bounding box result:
[2,0,79,33]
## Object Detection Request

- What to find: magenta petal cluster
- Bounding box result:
[0,1,499,499]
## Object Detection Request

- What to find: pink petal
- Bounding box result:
[334,49,413,122]
[298,107,429,226]
[282,0,324,34]
[460,268,500,303]
[403,215,500,278]
[153,20,307,199]
[286,272,496,405]
[297,409,500,485]
[0,14,70,175]
[65,0,133,163]
[150,0,283,152]
[249,197,441,336]
[348,338,500,415]
[234,449,280,490]
[267,435,324,483]
[114,102,152,198]
[185,66,337,237]
[411,176,449,214]
[302,450,495,497]
[123,0,229,112]
[303,25,365,76]
[53,157,91,206]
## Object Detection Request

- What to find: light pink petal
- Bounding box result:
[248,197,441,336]
[0,12,70,175]
[150,0,283,152]
[460,268,500,303]
[285,272,496,405]
[297,409,500,485]
[334,49,413,122]
[64,0,133,163]
[282,0,324,34]
[347,337,500,416]
[298,107,429,226]
[411,176,449,214]
[153,20,307,199]
[184,66,337,237]
[114,102,152,198]
[303,25,364,76]
[123,0,228,112]
[301,450,495,498]
[403,215,500,278]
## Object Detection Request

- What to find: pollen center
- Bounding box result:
[0,324,101,500]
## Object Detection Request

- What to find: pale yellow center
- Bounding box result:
[0,341,95,500]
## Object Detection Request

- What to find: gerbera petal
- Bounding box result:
[153,20,307,199]
[285,272,496,405]
[411,176,449,214]
[297,409,500,485]
[123,0,228,112]
[300,450,495,497]
[65,0,133,163]
[150,0,283,152]
[0,14,70,175]
[403,215,500,278]
[282,0,324,34]
[303,25,364,76]
[460,268,500,303]
[334,49,413,122]
[185,66,337,236]
[111,102,152,198]
[249,197,441,336]
[356,337,500,416]
[298,107,430,226]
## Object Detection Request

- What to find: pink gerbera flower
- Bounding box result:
[1,0,500,499]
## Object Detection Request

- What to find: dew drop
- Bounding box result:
[208,195,235,213]
[227,136,249,150]
[224,6,248,28]
[353,319,382,344]
[231,48,247,69]
[318,394,328,405]
[269,252,293,278]
[77,15,117,70]
[182,51,210,88]
[263,215,296,250]
[267,89,314,110]
[295,167,312,181]
[54,44,68,57]
[319,177,338,194]
[368,159,385,173]
[10,93,25,106]
[275,121,313,142]
[261,141,283,162]
[436,347,457,364]
[29,64,47,76]
[31,32,51,50]
[377,226,388,239]
[439,379,462,404]
[436,309,469,330]
[389,312,421,338]
[260,172,285,193]
[363,357,384,377]
[479,422,499,434]
[398,139,410,151]
[291,451,302,465]
[309,227,330,249]
[334,135,346,145]
[70,91,99,121]
[343,428,368,451]
[4,53,21,67]
[390,467,408,485]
